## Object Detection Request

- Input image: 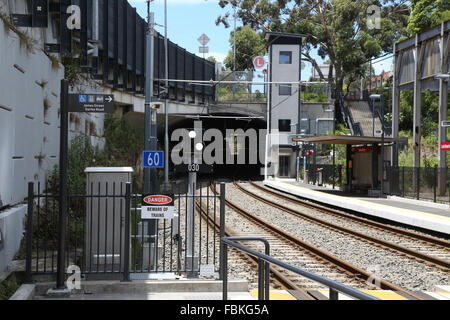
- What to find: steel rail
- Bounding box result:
[194,199,314,300]
[242,182,450,268]
[249,181,450,248]
[211,184,423,300]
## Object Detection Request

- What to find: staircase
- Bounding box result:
[338,93,389,137]
[346,100,382,137]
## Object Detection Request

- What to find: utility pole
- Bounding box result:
[232,5,236,101]
[144,0,158,269]
[56,79,69,292]
[162,0,171,193]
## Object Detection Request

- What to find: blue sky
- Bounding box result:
[128,0,392,80]
[128,0,232,63]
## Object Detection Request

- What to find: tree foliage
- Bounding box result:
[407,0,450,36]
[217,0,410,99]
[223,25,266,71]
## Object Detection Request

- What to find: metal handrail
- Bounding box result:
[221,237,379,301]
[340,94,363,136]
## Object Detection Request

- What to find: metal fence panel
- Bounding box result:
[25,181,223,280]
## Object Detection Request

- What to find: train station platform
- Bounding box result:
[17,279,255,300]
[264,178,450,235]
[12,280,450,300]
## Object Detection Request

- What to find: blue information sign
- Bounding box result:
[143,151,164,168]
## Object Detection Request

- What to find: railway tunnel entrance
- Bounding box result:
[167,114,267,182]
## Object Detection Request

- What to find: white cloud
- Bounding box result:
[195,51,227,63]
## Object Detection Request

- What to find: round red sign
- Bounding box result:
[143,195,173,206]
[253,56,266,69]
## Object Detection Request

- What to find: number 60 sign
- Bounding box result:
[143,151,164,168]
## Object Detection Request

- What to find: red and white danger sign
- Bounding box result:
[142,194,175,220]
[253,56,266,69]
[441,142,450,151]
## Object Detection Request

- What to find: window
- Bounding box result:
[279,51,292,64]
[279,84,292,96]
[279,119,292,132]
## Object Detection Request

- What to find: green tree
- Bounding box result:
[217,0,410,116]
[223,25,266,71]
[207,56,217,63]
[407,0,450,36]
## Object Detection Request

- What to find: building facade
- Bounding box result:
[266,32,335,179]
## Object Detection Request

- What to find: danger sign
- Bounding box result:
[253,56,266,69]
[441,142,450,151]
[142,194,175,220]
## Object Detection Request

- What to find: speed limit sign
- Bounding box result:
[143,151,164,168]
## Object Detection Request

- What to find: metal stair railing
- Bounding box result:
[339,93,363,136]
[367,97,392,136]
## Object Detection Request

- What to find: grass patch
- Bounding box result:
[0,279,20,300]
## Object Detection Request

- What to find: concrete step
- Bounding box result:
[16,279,253,300]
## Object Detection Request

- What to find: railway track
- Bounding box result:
[195,199,315,300]
[239,181,450,269]
[201,184,423,300]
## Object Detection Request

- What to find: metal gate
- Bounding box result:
[24,181,225,282]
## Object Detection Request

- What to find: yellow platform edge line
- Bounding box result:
[250,289,297,300]
[360,290,408,300]
[315,289,409,300]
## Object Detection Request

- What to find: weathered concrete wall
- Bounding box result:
[0,0,105,277]
[0,205,26,280]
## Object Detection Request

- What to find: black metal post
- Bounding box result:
[330,288,339,300]
[380,95,385,197]
[417,167,420,200]
[258,259,264,300]
[122,183,131,282]
[222,243,228,301]
[402,166,405,198]
[56,79,69,290]
[25,182,34,284]
[434,166,438,203]
[219,183,226,280]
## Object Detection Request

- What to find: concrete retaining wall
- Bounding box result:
[0,205,27,280]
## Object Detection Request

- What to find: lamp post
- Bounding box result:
[185,130,202,277]
[370,94,385,197]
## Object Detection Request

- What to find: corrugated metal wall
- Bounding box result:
[79,0,215,98]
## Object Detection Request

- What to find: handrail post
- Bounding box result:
[222,242,228,301]
[330,288,339,300]
[219,182,226,280]
[25,182,34,284]
[258,259,264,300]
[122,183,132,282]
[434,166,437,203]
